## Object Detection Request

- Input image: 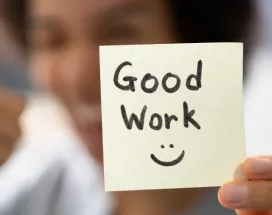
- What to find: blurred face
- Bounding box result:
[28,0,176,161]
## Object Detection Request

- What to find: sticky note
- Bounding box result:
[99,43,245,191]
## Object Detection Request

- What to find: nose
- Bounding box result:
[55,44,101,105]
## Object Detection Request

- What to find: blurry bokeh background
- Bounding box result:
[0,25,31,94]
[0,0,271,95]
[0,1,272,215]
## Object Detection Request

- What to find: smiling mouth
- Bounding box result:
[150,150,185,167]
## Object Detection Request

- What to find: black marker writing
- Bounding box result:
[121,105,147,130]
[114,61,137,92]
[162,73,181,93]
[183,102,201,129]
[121,105,200,130]
[151,150,185,167]
[149,113,163,130]
[186,60,202,91]
[116,60,203,132]
[141,73,159,93]
[114,60,203,93]
[164,114,178,129]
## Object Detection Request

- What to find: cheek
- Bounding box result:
[29,46,101,107]
[29,54,72,102]
[29,55,59,93]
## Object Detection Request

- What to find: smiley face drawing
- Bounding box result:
[150,144,185,167]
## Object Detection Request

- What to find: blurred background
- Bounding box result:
[0,0,271,215]
[0,25,31,94]
[0,0,271,98]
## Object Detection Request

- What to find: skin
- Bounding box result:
[28,0,200,214]
[28,0,176,162]
[0,89,23,165]
[219,157,272,215]
[7,0,272,214]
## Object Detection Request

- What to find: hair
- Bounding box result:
[0,0,253,51]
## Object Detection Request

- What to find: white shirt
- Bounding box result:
[0,96,113,215]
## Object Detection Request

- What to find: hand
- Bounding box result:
[0,89,24,165]
[218,156,272,215]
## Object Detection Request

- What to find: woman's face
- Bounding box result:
[28,0,176,161]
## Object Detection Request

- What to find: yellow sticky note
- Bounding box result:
[99,43,245,192]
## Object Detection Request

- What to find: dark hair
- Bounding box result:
[0,0,27,48]
[0,0,252,51]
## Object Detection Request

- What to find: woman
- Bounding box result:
[0,0,271,215]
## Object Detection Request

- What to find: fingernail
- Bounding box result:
[245,158,272,175]
[233,164,247,181]
[222,184,248,203]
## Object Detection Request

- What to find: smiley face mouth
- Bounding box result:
[150,150,185,166]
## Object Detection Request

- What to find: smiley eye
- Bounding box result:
[161,145,165,149]
[170,144,174,148]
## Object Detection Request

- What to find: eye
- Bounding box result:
[30,32,66,52]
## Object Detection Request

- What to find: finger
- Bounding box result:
[219,181,272,210]
[236,210,272,215]
[0,132,16,151]
[0,136,14,151]
[233,163,248,181]
[0,118,21,140]
[0,137,14,165]
[244,157,272,180]
[0,104,24,123]
[0,89,25,116]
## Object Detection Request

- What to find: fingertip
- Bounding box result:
[233,163,247,181]
[218,181,249,210]
[218,182,234,209]
[243,157,272,180]
[217,186,224,205]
